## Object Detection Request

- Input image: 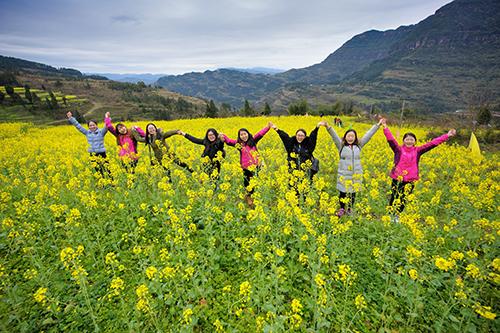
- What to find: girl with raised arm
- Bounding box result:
[104,112,145,173]
[132,123,193,176]
[381,119,456,222]
[272,121,326,180]
[178,128,225,179]
[66,111,111,178]
[326,118,384,217]
[220,122,273,207]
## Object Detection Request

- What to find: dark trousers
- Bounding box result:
[339,191,356,209]
[389,179,415,213]
[90,152,111,178]
[243,168,259,195]
[122,159,138,174]
[203,161,221,181]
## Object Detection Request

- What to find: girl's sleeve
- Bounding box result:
[104,117,117,136]
[383,127,399,152]
[309,127,320,151]
[253,126,270,143]
[417,133,450,155]
[161,129,178,139]
[359,124,380,148]
[326,126,342,150]
[222,134,237,146]
[131,128,146,142]
[276,129,292,151]
[184,133,204,145]
[68,117,88,135]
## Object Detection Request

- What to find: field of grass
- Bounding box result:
[0,116,498,332]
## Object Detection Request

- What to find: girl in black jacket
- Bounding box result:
[178,128,226,179]
[272,121,326,180]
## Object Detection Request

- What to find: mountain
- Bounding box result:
[157,0,500,112]
[0,56,208,123]
[89,73,167,84]
[0,55,107,80]
[223,67,286,75]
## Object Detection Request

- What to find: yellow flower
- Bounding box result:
[275,248,285,257]
[34,287,48,304]
[298,253,308,266]
[182,308,193,325]
[434,257,455,271]
[473,304,496,320]
[145,266,158,280]
[372,247,381,259]
[354,294,367,310]
[291,298,303,313]
[408,269,418,280]
[254,252,263,262]
[239,281,251,300]
[314,273,326,288]
[465,264,481,279]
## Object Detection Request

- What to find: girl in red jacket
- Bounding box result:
[381,119,456,221]
[220,122,273,206]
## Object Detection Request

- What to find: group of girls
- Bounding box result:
[67,112,456,218]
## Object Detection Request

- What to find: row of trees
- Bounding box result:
[0,84,65,110]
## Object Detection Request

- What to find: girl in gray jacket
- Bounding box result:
[67,111,110,178]
[326,118,384,216]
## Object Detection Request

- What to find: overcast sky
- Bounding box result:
[0,0,453,75]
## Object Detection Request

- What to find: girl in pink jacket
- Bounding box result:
[104,112,145,173]
[381,119,456,219]
[220,122,273,206]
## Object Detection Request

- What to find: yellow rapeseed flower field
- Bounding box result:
[0,116,498,331]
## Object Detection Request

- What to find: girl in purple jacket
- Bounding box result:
[220,122,273,207]
[381,119,456,220]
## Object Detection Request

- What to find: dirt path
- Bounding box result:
[84,101,103,117]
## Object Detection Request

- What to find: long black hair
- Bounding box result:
[342,129,359,146]
[237,128,257,147]
[145,123,157,145]
[203,128,219,145]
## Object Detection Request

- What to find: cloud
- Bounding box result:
[0,0,453,74]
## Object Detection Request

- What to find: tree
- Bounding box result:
[477,106,492,125]
[262,102,272,115]
[24,85,33,104]
[242,100,255,116]
[288,99,309,115]
[205,99,219,118]
[49,91,58,109]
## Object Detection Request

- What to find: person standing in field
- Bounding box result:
[66,111,111,178]
[132,123,193,176]
[219,122,273,207]
[177,128,225,180]
[104,112,145,173]
[271,121,327,180]
[381,118,456,222]
[326,118,384,217]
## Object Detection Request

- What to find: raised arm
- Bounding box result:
[308,125,321,151]
[131,127,146,142]
[326,124,343,151]
[382,125,399,153]
[104,113,117,136]
[417,129,455,155]
[253,122,272,143]
[159,129,178,140]
[274,125,293,152]
[67,112,88,135]
[182,132,205,145]
[359,120,382,148]
[221,134,237,146]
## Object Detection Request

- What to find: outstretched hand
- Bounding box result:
[379,118,387,127]
[448,129,456,137]
[267,121,274,129]
[317,121,328,127]
[218,133,225,141]
[105,112,110,118]
[177,130,185,136]
[66,111,72,119]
